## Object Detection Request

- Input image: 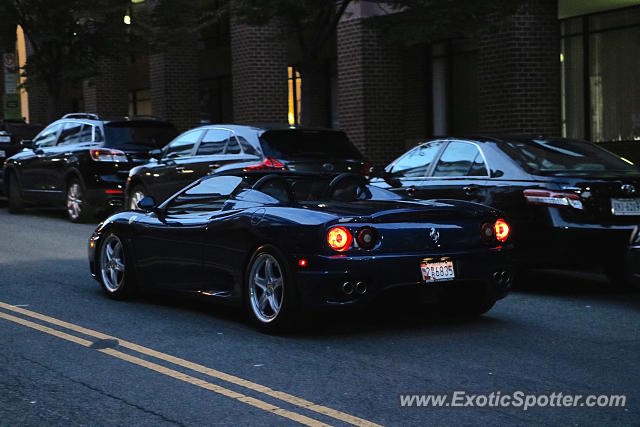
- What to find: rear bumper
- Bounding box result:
[85,173,128,210]
[291,246,513,307]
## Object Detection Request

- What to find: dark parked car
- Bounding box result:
[0,119,43,190]
[371,136,640,286]
[124,124,370,210]
[3,113,178,222]
[90,171,513,333]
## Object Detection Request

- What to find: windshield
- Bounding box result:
[259,130,363,160]
[501,138,638,174]
[104,121,178,149]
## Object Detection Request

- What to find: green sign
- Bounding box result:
[4,93,21,120]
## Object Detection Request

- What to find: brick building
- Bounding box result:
[3,0,640,165]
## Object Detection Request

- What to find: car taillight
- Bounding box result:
[356,227,378,250]
[327,226,352,252]
[523,189,583,210]
[362,161,373,176]
[243,157,286,171]
[494,218,510,243]
[480,222,496,244]
[90,148,128,163]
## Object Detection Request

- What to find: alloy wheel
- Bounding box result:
[66,182,83,220]
[100,235,126,292]
[248,254,285,323]
[129,190,145,210]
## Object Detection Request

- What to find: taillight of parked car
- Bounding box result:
[90,148,128,163]
[243,157,287,171]
[356,227,378,250]
[523,189,584,210]
[362,161,373,176]
[327,226,352,252]
[494,218,510,243]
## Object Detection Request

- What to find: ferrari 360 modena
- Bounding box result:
[89,172,513,333]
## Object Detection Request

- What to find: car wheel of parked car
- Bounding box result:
[7,173,25,214]
[128,185,146,211]
[98,234,135,299]
[245,245,298,333]
[66,178,91,223]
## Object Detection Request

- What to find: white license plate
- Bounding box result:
[420,259,455,283]
[0,150,5,158]
[611,198,640,216]
[0,136,10,143]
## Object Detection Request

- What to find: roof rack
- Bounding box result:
[62,113,100,120]
[124,115,164,121]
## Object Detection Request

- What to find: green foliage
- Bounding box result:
[2,0,130,94]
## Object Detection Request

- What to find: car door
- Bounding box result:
[44,121,84,194]
[420,140,492,205]
[382,140,445,199]
[19,122,63,196]
[150,129,204,202]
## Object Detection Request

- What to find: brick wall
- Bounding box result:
[149,40,200,131]
[82,57,128,117]
[337,16,404,166]
[402,45,428,150]
[478,0,560,136]
[230,16,288,124]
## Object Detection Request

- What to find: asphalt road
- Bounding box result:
[0,202,639,426]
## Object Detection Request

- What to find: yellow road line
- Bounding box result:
[0,310,330,427]
[0,301,381,427]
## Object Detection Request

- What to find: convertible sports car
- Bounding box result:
[89,172,513,332]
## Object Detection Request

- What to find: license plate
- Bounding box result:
[611,198,640,216]
[0,136,10,143]
[420,259,455,283]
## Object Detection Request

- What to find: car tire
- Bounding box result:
[66,178,92,223]
[7,173,25,214]
[128,185,146,211]
[244,245,299,334]
[97,233,136,300]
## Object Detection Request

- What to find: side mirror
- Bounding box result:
[20,139,34,150]
[149,148,163,160]
[137,196,159,213]
[490,169,504,178]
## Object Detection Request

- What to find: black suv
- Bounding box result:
[125,124,369,209]
[0,119,43,189]
[2,113,178,222]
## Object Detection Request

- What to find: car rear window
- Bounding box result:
[501,138,638,174]
[104,121,178,149]
[259,130,363,160]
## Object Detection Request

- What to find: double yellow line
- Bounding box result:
[0,301,381,427]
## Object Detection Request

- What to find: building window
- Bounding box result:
[288,66,302,126]
[560,7,640,142]
[128,89,151,117]
[430,40,479,136]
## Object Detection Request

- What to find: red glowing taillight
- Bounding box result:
[243,157,286,171]
[327,226,352,252]
[494,218,510,243]
[523,189,583,210]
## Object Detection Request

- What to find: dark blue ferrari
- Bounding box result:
[89,172,513,332]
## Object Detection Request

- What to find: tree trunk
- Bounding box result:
[45,79,63,122]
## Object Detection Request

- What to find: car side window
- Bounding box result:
[33,123,62,148]
[389,141,443,178]
[167,176,244,214]
[432,141,488,177]
[237,135,259,156]
[196,129,229,156]
[58,122,83,145]
[164,130,202,159]
[224,134,241,154]
[94,126,104,142]
[78,125,93,143]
